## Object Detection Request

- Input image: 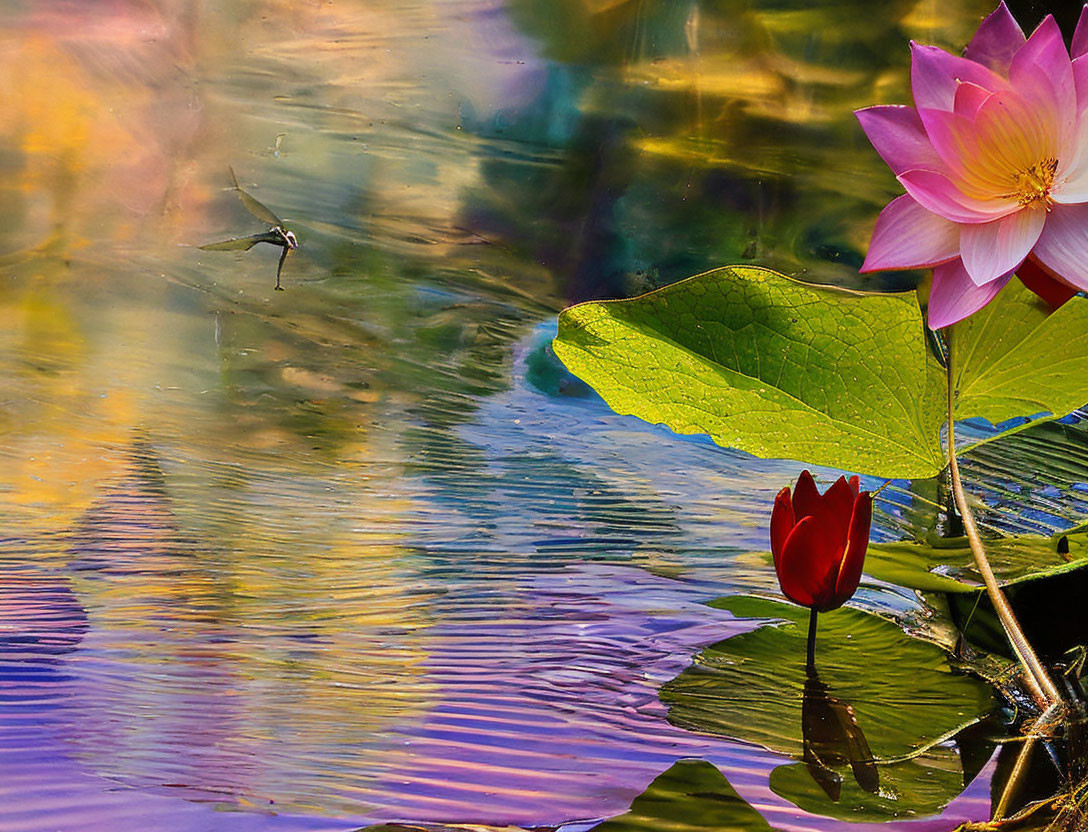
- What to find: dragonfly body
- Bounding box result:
[200,168,298,290]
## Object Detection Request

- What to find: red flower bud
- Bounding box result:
[770,470,872,612]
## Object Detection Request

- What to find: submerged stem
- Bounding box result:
[992,702,1063,820]
[944,327,1061,709]
[806,608,818,671]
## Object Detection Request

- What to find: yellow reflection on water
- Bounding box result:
[0,276,134,536]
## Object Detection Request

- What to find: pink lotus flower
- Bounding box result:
[856,3,1088,329]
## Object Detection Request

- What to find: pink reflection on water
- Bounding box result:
[1,0,205,249]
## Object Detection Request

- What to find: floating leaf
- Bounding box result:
[947,558,1088,664]
[857,542,974,595]
[833,531,1088,663]
[864,532,1088,595]
[553,267,1088,479]
[744,529,1088,600]
[661,597,996,818]
[591,759,777,832]
[662,596,994,759]
[769,750,966,822]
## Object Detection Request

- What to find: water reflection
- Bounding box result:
[801,667,878,801]
[0,0,1077,829]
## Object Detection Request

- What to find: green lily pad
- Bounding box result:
[661,597,996,818]
[769,749,966,822]
[663,596,994,758]
[553,267,1088,479]
[864,532,1088,595]
[591,759,778,832]
[947,559,1088,664]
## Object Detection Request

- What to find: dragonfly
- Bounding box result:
[200,167,299,290]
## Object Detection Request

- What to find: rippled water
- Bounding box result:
[1,1,1085,830]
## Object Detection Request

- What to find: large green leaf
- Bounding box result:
[553,267,946,478]
[661,597,996,818]
[553,267,1088,478]
[591,760,778,832]
[954,281,1088,425]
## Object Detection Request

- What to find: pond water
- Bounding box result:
[2,1,1086,830]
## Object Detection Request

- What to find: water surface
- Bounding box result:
[1,1,1084,830]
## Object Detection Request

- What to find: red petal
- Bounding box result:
[830,493,873,610]
[1017,257,1078,310]
[777,515,843,610]
[770,487,795,572]
[820,476,856,544]
[792,470,821,520]
[847,476,860,496]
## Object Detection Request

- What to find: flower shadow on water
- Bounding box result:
[800,665,879,802]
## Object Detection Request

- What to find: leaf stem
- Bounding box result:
[806,608,818,672]
[944,326,1061,709]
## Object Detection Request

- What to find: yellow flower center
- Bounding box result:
[1008,158,1058,208]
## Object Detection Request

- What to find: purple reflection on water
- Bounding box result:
[0,560,991,830]
[364,563,991,830]
[0,566,354,832]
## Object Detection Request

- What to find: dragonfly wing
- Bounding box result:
[200,232,281,251]
[229,166,283,226]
